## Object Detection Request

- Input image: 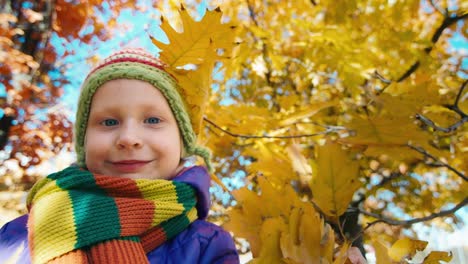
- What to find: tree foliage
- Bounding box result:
[1,0,467,263]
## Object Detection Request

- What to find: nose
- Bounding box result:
[116,124,143,149]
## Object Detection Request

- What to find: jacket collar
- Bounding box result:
[173,166,211,219]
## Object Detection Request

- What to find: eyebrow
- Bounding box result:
[90,104,171,115]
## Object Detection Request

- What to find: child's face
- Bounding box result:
[84,79,182,180]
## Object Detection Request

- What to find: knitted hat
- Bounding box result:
[74,48,212,171]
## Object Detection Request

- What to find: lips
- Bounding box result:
[111,160,151,173]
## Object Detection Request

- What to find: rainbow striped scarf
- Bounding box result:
[26,166,198,264]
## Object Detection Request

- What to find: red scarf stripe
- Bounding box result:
[89,239,148,264]
[94,176,143,198]
[141,226,167,252]
[113,198,155,236]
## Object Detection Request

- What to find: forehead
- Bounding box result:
[90,79,169,110]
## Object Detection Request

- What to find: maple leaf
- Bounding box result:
[310,142,361,217]
[280,206,335,263]
[152,5,236,68]
[150,5,237,134]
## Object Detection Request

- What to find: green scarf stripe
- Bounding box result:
[53,168,121,248]
[68,190,121,248]
[159,214,191,240]
[52,167,100,190]
[174,183,197,211]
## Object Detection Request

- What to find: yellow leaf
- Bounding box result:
[150,6,237,134]
[422,251,453,264]
[225,176,302,256]
[280,100,338,126]
[388,237,428,262]
[310,142,361,217]
[286,144,312,184]
[372,239,393,264]
[169,54,213,134]
[343,115,432,147]
[152,5,236,68]
[245,141,296,184]
[250,217,287,264]
[280,205,334,264]
[224,187,264,255]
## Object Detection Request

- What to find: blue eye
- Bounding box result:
[145,117,161,124]
[100,119,119,126]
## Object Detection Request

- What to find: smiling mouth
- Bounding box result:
[111,160,152,173]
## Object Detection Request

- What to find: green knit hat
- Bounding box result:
[74,48,212,171]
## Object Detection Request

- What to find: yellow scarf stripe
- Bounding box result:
[29,190,77,263]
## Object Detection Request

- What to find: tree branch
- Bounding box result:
[203,117,337,139]
[415,114,468,133]
[372,70,392,84]
[415,80,467,133]
[448,79,468,116]
[361,197,468,230]
[407,144,468,181]
[376,11,468,93]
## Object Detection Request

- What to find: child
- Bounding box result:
[0,49,239,263]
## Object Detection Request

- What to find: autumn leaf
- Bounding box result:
[244,141,296,185]
[249,217,287,264]
[279,100,339,127]
[422,251,453,263]
[388,237,428,262]
[151,5,236,68]
[280,206,334,263]
[286,144,312,186]
[372,239,393,264]
[310,142,361,217]
[150,5,237,134]
[225,175,334,261]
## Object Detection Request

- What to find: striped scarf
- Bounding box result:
[26,166,198,264]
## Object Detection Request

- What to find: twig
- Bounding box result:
[415,80,467,132]
[416,114,468,133]
[373,71,392,84]
[203,117,336,139]
[361,197,468,230]
[376,11,468,93]
[448,79,468,116]
[407,144,468,181]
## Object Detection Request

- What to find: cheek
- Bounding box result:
[84,130,111,160]
[160,130,182,161]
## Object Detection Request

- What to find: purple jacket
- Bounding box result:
[0,166,239,264]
